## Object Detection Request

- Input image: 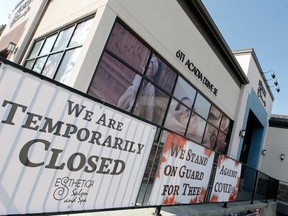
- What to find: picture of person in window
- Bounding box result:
[165,97,203,141]
[164,97,191,135]
[119,56,161,122]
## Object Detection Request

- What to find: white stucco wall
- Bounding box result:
[230,50,273,161]
[260,126,288,181]
[235,51,273,115]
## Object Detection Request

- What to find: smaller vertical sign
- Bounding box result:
[209,155,242,202]
[149,132,215,205]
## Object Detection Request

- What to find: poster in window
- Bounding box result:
[202,123,218,150]
[209,155,242,202]
[207,106,222,128]
[215,131,228,154]
[88,52,141,109]
[106,22,151,73]
[148,132,215,205]
[146,54,177,94]
[173,77,196,107]
[132,82,169,125]
[220,115,231,134]
[164,98,191,136]
[186,112,206,144]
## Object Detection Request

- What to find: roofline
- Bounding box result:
[187,0,249,85]
[269,114,288,128]
[233,48,275,101]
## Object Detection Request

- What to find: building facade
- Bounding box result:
[2,0,250,158]
[233,49,274,169]
[0,0,48,62]
[260,115,288,182]
[0,0,280,214]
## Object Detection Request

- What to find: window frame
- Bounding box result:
[24,15,94,81]
[87,19,234,155]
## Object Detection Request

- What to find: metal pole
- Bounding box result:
[251,170,259,204]
[154,206,162,216]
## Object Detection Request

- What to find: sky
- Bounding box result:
[0,0,20,25]
[0,0,287,115]
[201,0,288,115]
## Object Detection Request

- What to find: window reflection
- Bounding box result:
[24,60,35,70]
[40,34,57,55]
[42,53,62,79]
[55,48,81,85]
[53,27,74,51]
[133,82,169,125]
[33,56,48,74]
[69,19,93,47]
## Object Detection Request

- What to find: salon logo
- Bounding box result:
[257,80,266,107]
[53,177,94,205]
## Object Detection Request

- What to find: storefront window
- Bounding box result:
[39,34,57,55]
[186,112,206,144]
[146,54,177,94]
[52,27,74,52]
[69,19,93,47]
[42,53,62,78]
[88,21,233,155]
[173,77,196,107]
[33,56,47,74]
[194,93,211,119]
[88,52,141,108]
[105,22,150,73]
[164,98,191,136]
[24,17,93,84]
[133,82,170,125]
[208,105,222,128]
[29,40,44,59]
[54,48,81,84]
[201,106,231,154]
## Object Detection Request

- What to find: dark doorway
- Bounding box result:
[240,111,263,167]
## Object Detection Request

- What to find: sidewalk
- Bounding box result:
[58,200,277,216]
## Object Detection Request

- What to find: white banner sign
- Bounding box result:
[209,155,242,202]
[149,132,215,205]
[0,63,156,215]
